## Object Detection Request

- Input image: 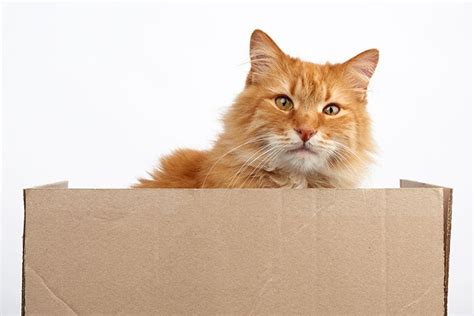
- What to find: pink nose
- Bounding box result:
[294,128,316,142]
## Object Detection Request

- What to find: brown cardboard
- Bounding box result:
[400,179,453,315]
[22,180,452,315]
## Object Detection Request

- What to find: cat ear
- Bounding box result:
[246,29,285,85]
[343,49,379,91]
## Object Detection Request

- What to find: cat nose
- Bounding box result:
[294,128,316,142]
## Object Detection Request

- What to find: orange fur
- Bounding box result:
[134,30,378,189]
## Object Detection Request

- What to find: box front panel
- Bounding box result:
[23,188,445,314]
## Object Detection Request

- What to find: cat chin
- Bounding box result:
[275,151,329,175]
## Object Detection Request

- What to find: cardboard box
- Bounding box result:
[22,180,452,315]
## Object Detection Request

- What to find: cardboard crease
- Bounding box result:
[397,280,437,313]
[25,265,78,315]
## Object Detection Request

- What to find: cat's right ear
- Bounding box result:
[246,29,285,85]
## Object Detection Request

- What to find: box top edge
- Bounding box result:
[24,187,444,193]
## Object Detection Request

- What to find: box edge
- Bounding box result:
[400,179,453,315]
[21,189,27,316]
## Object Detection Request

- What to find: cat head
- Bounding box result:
[224,30,378,186]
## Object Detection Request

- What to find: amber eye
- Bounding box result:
[275,95,294,111]
[323,103,340,115]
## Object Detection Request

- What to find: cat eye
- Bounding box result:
[275,95,294,111]
[323,103,340,116]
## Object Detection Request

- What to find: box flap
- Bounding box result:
[400,179,453,315]
[26,181,69,189]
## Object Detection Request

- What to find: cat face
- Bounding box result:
[226,30,378,183]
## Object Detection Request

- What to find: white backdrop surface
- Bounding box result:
[2,3,472,315]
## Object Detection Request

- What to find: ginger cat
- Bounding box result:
[134,30,378,189]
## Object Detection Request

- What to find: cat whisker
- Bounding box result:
[332,141,364,162]
[238,147,284,188]
[318,139,363,163]
[259,150,283,187]
[201,135,270,188]
[225,142,276,188]
[323,147,362,179]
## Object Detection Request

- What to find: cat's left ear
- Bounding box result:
[343,49,379,90]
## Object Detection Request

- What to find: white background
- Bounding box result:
[1,3,472,315]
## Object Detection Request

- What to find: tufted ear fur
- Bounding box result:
[343,49,379,91]
[246,29,286,85]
